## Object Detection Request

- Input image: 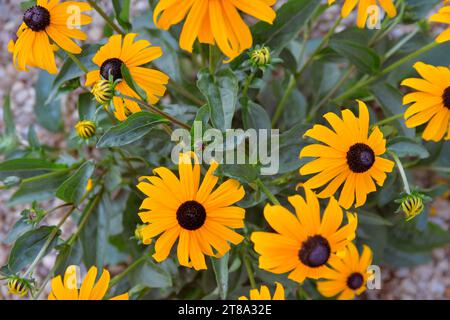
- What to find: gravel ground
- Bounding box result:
[0,0,449,300]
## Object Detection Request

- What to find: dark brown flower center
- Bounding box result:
[23,5,50,31]
[100,58,123,81]
[347,272,364,290]
[347,143,375,173]
[442,87,450,109]
[298,235,331,268]
[176,201,206,231]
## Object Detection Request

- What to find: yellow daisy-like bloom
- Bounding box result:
[85,33,170,121]
[153,0,277,61]
[48,265,129,300]
[430,0,450,43]
[251,189,358,283]
[10,0,92,74]
[137,153,245,270]
[401,62,450,142]
[317,243,373,300]
[328,0,397,28]
[299,100,395,209]
[238,282,285,300]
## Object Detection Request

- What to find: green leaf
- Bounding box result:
[130,259,172,289]
[329,38,380,74]
[77,92,97,121]
[197,68,238,131]
[112,0,132,31]
[7,226,60,273]
[35,71,63,132]
[97,112,168,148]
[358,211,393,226]
[252,0,320,54]
[56,161,95,204]
[383,246,432,267]
[388,137,430,159]
[0,158,67,180]
[242,100,271,131]
[211,253,229,300]
[10,171,70,205]
[20,0,36,10]
[218,164,259,184]
[53,241,83,276]
[4,218,33,245]
[46,45,99,104]
[389,220,450,253]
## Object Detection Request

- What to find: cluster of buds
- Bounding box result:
[134,224,151,245]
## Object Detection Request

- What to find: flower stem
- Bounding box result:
[372,113,404,127]
[66,51,89,73]
[109,255,148,288]
[272,16,342,126]
[86,0,125,35]
[256,179,280,205]
[389,151,411,194]
[242,253,257,289]
[120,94,191,129]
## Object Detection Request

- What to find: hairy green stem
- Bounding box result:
[86,0,125,35]
[373,113,404,127]
[109,255,148,288]
[256,179,280,205]
[242,254,257,289]
[389,151,411,194]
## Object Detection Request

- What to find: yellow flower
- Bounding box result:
[299,100,395,209]
[10,0,92,74]
[328,0,397,28]
[317,243,373,300]
[251,189,357,283]
[430,1,450,43]
[401,62,450,142]
[75,120,96,139]
[85,33,169,121]
[239,282,285,300]
[153,0,277,61]
[48,265,129,300]
[137,152,245,270]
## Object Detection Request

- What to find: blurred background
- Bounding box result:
[0,0,449,300]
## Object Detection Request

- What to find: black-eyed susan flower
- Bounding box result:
[10,0,92,74]
[153,0,276,61]
[317,242,373,300]
[251,189,357,283]
[7,275,32,297]
[299,100,395,209]
[48,265,128,300]
[401,62,450,142]
[137,152,245,270]
[239,282,285,300]
[397,191,429,221]
[85,33,169,121]
[328,0,397,28]
[430,0,450,43]
[75,120,96,139]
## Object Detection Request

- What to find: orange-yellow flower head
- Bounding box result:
[299,101,395,209]
[239,282,285,300]
[401,62,450,142]
[430,1,450,43]
[328,0,397,28]
[251,189,358,284]
[10,0,92,74]
[85,33,170,121]
[48,265,129,300]
[137,153,245,270]
[153,0,277,61]
[317,243,373,300]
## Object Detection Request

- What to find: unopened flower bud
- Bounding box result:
[75,120,96,139]
[250,46,271,67]
[91,79,115,105]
